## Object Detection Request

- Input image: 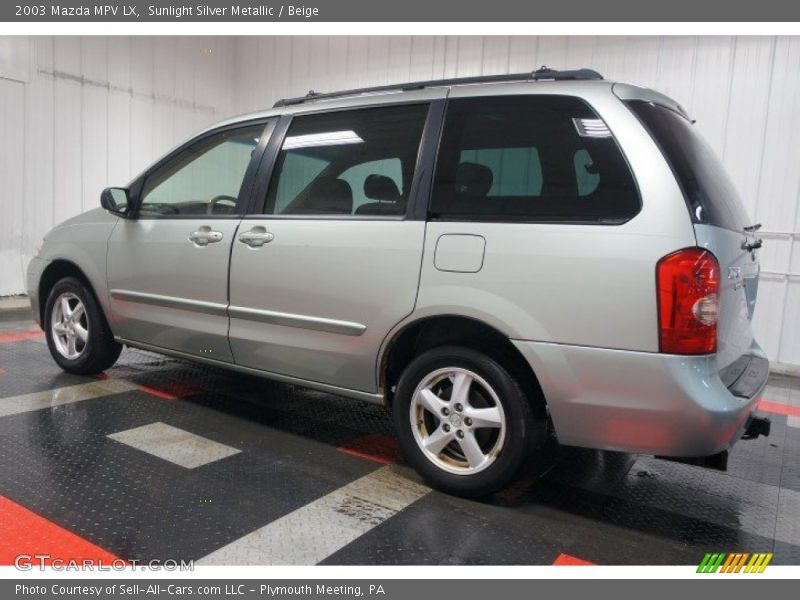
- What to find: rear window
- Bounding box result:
[430,95,640,224]
[626,100,750,232]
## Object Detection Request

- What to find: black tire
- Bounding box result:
[393,345,547,497]
[44,277,122,375]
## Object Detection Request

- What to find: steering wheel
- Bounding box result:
[208,195,238,215]
[141,202,180,215]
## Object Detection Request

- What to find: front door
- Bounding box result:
[107,121,271,362]
[228,102,438,392]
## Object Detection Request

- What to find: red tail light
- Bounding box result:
[656,248,720,355]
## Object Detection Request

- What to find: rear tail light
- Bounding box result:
[656,248,720,355]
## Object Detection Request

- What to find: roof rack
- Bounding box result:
[272,66,603,108]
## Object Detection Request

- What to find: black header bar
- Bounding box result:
[3,0,800,22]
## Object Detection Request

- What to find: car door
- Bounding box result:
[107,120,274,362]
[227,99,444,393]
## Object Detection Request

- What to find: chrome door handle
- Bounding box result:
[239,228,274,248]
[189,226,224,246]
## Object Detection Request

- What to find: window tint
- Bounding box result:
[627,100,750,232]
[574,149,600,196]
[459,148,542,196]
[265,105,428,217]
[430,96,640,223]
[140,124,263,217]
[273,153,329,214]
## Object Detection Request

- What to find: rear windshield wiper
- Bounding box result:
[743,239,763,251]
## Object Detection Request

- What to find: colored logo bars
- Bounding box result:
[697,552,773,573]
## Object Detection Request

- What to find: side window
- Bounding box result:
[430,96,640,223]
[265,104,428,217]
[139,124,264,217]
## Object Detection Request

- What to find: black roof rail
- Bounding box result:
[272,66,603,108]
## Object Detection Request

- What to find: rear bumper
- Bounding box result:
[512,339,769,457]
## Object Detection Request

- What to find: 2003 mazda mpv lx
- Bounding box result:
[28,67,771,496]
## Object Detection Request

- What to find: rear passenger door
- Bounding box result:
[227,99,444,393]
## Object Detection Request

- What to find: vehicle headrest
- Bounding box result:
[364,174,401,202]
[304,177,353,214]
[455,162,493,198]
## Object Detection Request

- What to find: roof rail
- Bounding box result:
[272,66,603,108]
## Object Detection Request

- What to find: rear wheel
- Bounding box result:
[44,277,122,375]
[393,345,546,497]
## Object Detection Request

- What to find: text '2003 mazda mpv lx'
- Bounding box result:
[28,68,771,497]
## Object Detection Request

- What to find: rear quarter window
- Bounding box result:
[430,95,640,224]
[626,100,751,232]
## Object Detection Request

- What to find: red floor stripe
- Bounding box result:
[138,380,206,401]
[0,330,44,344]
[137,385,180,401]
[98,373,205,402]
[758,399,800,418]
[338,433,402,465]
[552,552,596,566]
[0,496,121,566]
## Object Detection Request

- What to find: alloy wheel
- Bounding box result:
[51,292,89,360]
[409,367,506,475]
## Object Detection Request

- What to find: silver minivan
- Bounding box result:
[27,68,770,496]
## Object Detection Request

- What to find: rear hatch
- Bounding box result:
[626,100,763,379]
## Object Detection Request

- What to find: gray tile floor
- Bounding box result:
[1,308,799,565]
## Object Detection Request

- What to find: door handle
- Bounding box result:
[239,227,274,248]
[188,226,224,246]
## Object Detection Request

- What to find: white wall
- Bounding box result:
[1,35,799,367]
[0,77,25,296]
[0,36,237,296]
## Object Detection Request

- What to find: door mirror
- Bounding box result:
[100,187,131,217]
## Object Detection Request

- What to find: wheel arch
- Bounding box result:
[38,260,104,326]
[379,314,547,417]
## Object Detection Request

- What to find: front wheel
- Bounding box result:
[393,345,546,497]
[44,277,122,375]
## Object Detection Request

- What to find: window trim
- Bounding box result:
[127,118,277,220]
[244,100,446,222]
[427,95,642,226]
